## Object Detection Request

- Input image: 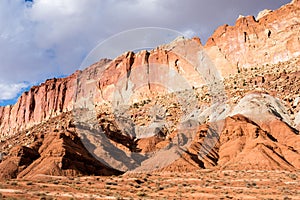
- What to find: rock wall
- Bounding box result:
[0,60,111,138]
[0,76,76,138]
[205,0,300,69]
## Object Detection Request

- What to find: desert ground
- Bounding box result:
[0,170,299,199]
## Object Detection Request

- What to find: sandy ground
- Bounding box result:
[0,169,299,200]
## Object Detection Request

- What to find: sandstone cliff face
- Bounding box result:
[205,0,300,69]
[0,59,111,138]
[97,37,208,104]
[0,76,76,138]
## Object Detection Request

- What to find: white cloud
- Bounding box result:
[0,82,28,100]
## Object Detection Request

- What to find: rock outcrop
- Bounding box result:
[205,0,300,69]
[0,59,111,138]
[218,114,300,170]
[0,113,122,180]
[0,146,39,180]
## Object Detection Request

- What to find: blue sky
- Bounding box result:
[0,0,291,106]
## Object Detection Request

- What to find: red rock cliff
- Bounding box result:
[205,0,300,69]
[0,59,111,138]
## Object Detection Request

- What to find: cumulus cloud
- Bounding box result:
[0,82,28,100]
[0,0,291,103]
